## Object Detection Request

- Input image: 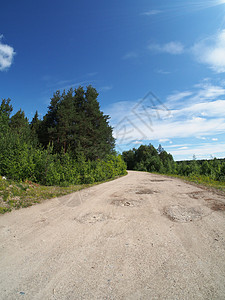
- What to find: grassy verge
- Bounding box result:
[165,174,225,193]
[0,173,127,214]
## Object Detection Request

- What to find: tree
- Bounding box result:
[157,144,164,154]
[147,156,163,172]
[39,86,115,160]
[10,109,29,134]
[30,111,41,145]
[122,149,135,170]
[201,161,212,176]
[0,99,13,134]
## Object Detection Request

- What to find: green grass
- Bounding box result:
[0,177,95,214]
[0,173,127,214]
[166,174,225,192]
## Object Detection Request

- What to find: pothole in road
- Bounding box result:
[204,199,225,212]
[186,191,205,199]
[111,198,141,207]
[136,189,157,195]
[211,202,225,211]
[164,205,209,222]
[150,179,169,182]
[186,193,225,212]
[75,213,110,224]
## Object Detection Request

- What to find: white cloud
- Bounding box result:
[146,29,225,73]
[141,10,161,16]
[192,30,225,73]
[0,35,16,71]
[106,81,225,158]
[179,99,225,118]
[148,41,184,55]
[122,51,138,60]
[159,138,170,143]
[169,143,225,160]
[99,85,113,92]
[194,82,225,99]
[167,91,193,103]
[179,147,188,150]
[166,83,225,111]
[156,69,171,75]
[111,102,225,143]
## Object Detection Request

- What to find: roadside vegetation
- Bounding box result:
[0,86,127,213]
[122,144,225,191]
[0,174,127,214]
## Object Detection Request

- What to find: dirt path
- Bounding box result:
[0,171,225,299]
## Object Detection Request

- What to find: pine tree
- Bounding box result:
[0,99,13,133]
[30,111,41,145]
[10,109,31,143]
[39,86,115,160]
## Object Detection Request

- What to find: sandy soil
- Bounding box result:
[0,171,225,299]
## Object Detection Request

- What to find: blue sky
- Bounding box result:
[1,0,225,160]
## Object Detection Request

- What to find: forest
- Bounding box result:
[122,144,225,182]
[0,86,127,186]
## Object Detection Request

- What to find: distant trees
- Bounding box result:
[122,143,225,182]
[122,144,175,174]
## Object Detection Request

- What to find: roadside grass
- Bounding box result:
[166,174,225,193]
[0,177,92,214]
[0,173,127,214]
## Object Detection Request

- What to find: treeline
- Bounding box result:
[0,86,126,185]
[122,144,176,174]
[176,158,225,181]
[122,144,225,181]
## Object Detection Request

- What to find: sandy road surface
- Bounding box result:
[0,171,225,300]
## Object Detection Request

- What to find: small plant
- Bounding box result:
[0,207,11,214]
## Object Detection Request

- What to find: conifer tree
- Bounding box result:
[39,86,115,160]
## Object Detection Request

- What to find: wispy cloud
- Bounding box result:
[99,85,113,92]
[122,51,138,60]
[105,81,225,159]
[166,83,225,109]
[168,142,225,160]
[148,41,184,55]
[146,29,225,73]
[159,138,172,143]
[86,72,98,77]
[141,10,162,16]
[194,82,225,99]
[167,91,193,103]
[42,76,95,92]
[192,29,225,73]
[156,69,171,75]
[0,35,16,71]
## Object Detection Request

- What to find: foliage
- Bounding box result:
[0,175,107,214]
[122,144,225,185]
[166,174,225,193]
[38,86,115,160]
[122,144,175,174]
[0,90,126,188]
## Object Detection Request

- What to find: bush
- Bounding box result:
[0,136,127,186]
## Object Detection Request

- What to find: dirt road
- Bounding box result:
[0,171,225,299]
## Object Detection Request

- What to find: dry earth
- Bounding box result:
[0,171,225,299]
